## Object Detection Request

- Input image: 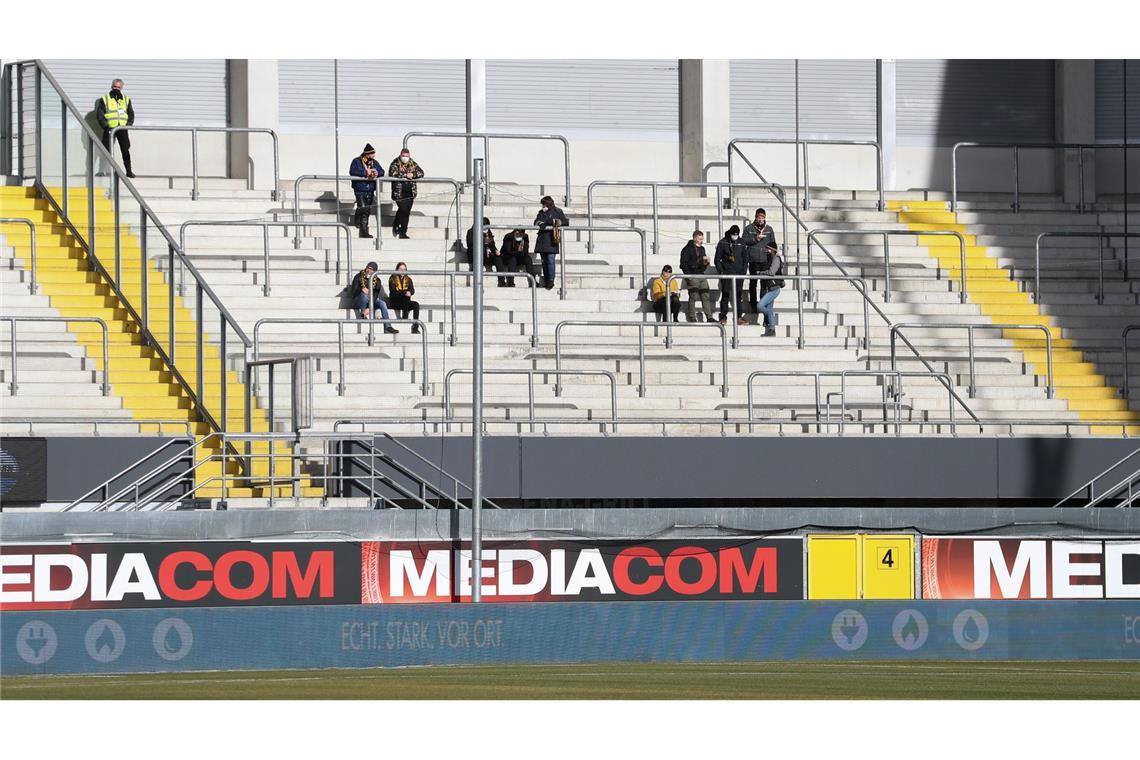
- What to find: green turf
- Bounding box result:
[3,661,1139,699]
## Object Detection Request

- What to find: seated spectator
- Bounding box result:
[534,196,569,290]
[388,262,421,334]
[499,228,532,288]
[650,265,681,322]
[679,230,716,322]
[465,218,497,275]
[715,225,747,326]
[350,261,398,334]
[757,242,785,337]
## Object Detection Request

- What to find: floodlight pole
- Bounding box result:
[471,158,485,603]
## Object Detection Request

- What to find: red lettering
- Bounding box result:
[664,547,717,595]
[272,551,334,599]
[719,547,777,594]
[613,547,664,595]
[158,551,213,601]
[213,551,269,600]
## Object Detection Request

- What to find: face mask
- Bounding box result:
[730,235,739,242]
[514,235,523,242]
[400,156,410,163]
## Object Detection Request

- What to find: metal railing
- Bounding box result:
[291,174,463,251]
[951,141,1138,213]
[1033,231,1140,304]
[727,138,885,211]
[108,125,280,201]
[555,319,728,398]
[586,180,787,256]
[5,60,253,441]
[0,418,193,436]
[244,356,313,435]
[0,217,36,293]
[180,219,355,294]
[1124,325,1140,400]
[807,228,969,304]
[402,131,572,204]
[61,436,197,512]
[253,317,429,396]
[889,322,1055,399]
[443,368,618,430]
[1,315,109,395]
[1053,446,1140,508]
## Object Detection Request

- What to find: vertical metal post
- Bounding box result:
[16,65,24,178]
[86,134,95,259]
[1,64,10,177]
[337,323,345,395]
[268,364,276,432]
[262,224,271,296]
[168,243,175,363]
[883,233,892,303]
[449,274,457,346]
[471,158,485,603]
[1124,61,1130,284]
[1098,234,1105,304]
[967,326,976,397]
[61,101,68,219]
[140,228,149,330]
[33,66,41,178]
[334,60,342,245]
[637,322,646,397]
[652,184,659,255]
[220,315,227,432]
[1012,146,1020,212]
[803,143,811,210]
[190,130,199,200]
[113,173,121,285]
[1078,147,1086,212]
[195,284,204,413]
[796,276,805,349]
[731,277,739,349]
[8,320,17,395]
[559,234,566,300]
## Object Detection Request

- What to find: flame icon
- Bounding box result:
[94,624,116,656]
[900,614,920,644]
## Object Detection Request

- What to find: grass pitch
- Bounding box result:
[3,661,1138,699]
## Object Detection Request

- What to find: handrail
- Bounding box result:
[253,317,429,396]
[180,219,354,293]
[1125,325,1140,400]
[889,322,1055,400]
[60,436,195,511]
[0,217,36,293]
[585,180,787,257]
[108,125,280,201]
[1,315,110,395]
[727,138,885,211]
[0,417,192,436]
[402,130,572,205]
[443,367,618,430]
[372,431,505,510]
[290,173,463,251]
[951,141,1140,213]
[481,223,648,302]
[807,228,968,304]
[1053,445,1140,509]
[1034,231,1140,304]
[245,356,314,435]
[554,318,729,398]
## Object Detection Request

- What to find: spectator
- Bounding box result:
[96,78,135,178]
[388,262,421,334]
[388,148,424,239]
[715,225,747,326]
[465,218,497,275]
[534,196,569,291]
[740,208,776,318]
[756,242,785,337]
[679,230,716,323]
[499,229,532,288]
[649,265,681,322]
[348,144,383,239]
[349,261,398,333]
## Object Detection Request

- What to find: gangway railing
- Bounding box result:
[0,217,36,292]
[0,418,192,436]
[806,228,969,304]
[727,138,885,211]
[402,130,571,205]
[888,322,1055,399]
[291,174,463,251]
[107,125,280,201]
[952,141,1138,213]
[1033,230,1140,304]
[244,356,313,435]
[1124,325,1140,400]
[1,315,109,396]
[1053,446,1140,509]
[443,368,618,431]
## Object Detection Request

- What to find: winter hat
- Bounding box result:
[362,144,375,155]
[365,261,378,270]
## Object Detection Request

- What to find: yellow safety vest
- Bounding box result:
[101,93,131,128]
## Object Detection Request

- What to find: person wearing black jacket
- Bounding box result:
[349,261,398,333]
[500,229,532,287]
[534,196,569,290]
[387,148,424,238]
[679,231,716,322]
[388,262,421,333]
[348,144,384,238]
[95,79,136,177]
[740,208,776,317]
[756,242,785,337]
[714,225,748,325]
[465,218,497,276]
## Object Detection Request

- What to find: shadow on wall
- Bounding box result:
[1025,437,1074,500]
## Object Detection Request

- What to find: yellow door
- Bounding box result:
[807,535,860,599]
[861,534,915,599]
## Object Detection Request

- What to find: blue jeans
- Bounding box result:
[757,287,781,328]
[541,252,557,286]
[352,292,390,319]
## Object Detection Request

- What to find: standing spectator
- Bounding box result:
[349,261,399,333]
[756,243,785,337]
[465,218,497,275]
[499,229,531,287]
[715,225,747,325]
[649,265,682,322]
[679,230,716,322]
[348,144,383,239]
[388,262,421,333]
[534,196,569,291]
[740,208,776,319]
[388,148,424,239]
[96,79,135,178]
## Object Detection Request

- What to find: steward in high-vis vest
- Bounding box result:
[95,79,136,177]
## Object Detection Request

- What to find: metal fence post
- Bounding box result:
[191,129,199,200]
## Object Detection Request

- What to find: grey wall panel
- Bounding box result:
[1095,59,1140,141]
[730,59,878,140]
[43,59,228,126]
[278,59,466,132]
[486,59,679,139]
[897,59,1054,146]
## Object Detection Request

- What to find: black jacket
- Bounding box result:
[679,241,711,276]
[500,232,530,257]
[95,91,135,130]
[533,206,569,254]
[759,252,785,292]
[741,222,776,264]
[714,236,747,276]
[466,227,497,258]
[349,270,385,300]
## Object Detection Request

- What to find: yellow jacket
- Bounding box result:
[650,275,680,301]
